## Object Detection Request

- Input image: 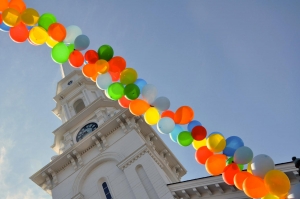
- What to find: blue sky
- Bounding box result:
[0,0,300,198]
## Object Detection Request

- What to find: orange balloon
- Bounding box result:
[129,99,150,116]
[2,8,21,27]
[234,171,252,190]
[82,64,97,78]
[222,163,240,185]
[48,23,66,42]
[95,59,109,74]
[69,50,84,68]
[108,56,126,73]
[0,0,9,12]
[109,71,120,82]
[205,154,227,176]
[264,170,290,197]
[118,96,131,108]
[243,175,268,198]
[174,106,194,125]
[161,110,175,121]
[9,0,26,13]
[90,73,98,82]
[195,146,213,165]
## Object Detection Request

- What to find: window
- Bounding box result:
[73,99,85,114]
[102,182,112,199]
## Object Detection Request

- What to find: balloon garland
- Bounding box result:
[0,1,298,198]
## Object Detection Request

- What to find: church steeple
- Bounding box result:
[60,62,79,78]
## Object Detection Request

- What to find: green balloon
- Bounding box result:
[38,13,57,31]
[51,42,69,64]
[98,45,114,61]
[108,83,124,100]
[177,131,193,147]
[68,44,75,54]
[124,84,140,100]
[226,157,244,171]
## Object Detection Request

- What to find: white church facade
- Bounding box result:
[30,64,299,199]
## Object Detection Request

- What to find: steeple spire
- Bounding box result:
[60,62,78,78]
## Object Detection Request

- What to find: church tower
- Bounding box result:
[30,63,186,199]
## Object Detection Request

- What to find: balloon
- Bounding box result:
[48,23,66,42]
[96,73,112,90]
[82,63,97,78]
[243,175,268,198]
[8,0,26,13]
[226,157,244,171]
[247,161,253,174]
[263,194,279,199]
[264,170,290,196]
[169,124,183,143]
[2,8,21,27]
[144,107,160,125]
[234,146,253,164]
[68,44,75,53]
[108,83,124,100]
[74,35,90,51]
[187,120,202,132]
[98,45,114,61]
[234,171,252,190]
[51,42,69,64]
[64,25,82,44]
[222,163,240,185]
[109,71,120,82]
[46,36,58,48]
[191,126,207,141]
[0,0,9,12]
[251,154,274,178]
[195,146,213,164]
[104,89,113,100]
[124,84,140,100]
[288,183,300,199]
[134,78,147,92]
[90,74,98,82]
[21,8,39,26]
[38,13,56,31]
[207,133,226,153]
[205,154,227,176]
[174,106,194,125]
[177,131,193,147]
[157,117,175,134]
[152,96,170,111]
[129,99,150,116]
[69,50,84,68]
[84,50,99,64]
[120,68,138,85]
[0,21,10,32]
[29,26,48,45]
[223,136,244,157]
[161,110,175,121]
[141,84,157,104]
[118,96,131,108]
[95,59,109,74]
[108,56,126,73]
[9,22,28,43]
[192,138,206,150]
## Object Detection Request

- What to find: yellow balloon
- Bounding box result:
[2,8,21,27]
[262,194,279,199]
[120,68,138,85]
[46,36,58,48]
[247,161,253,174]
[144,107,160,125]
[264,170,290,197]
[29,26,49,45]
[95,59,109,74]
[21,8,40,26]
[192,138,206,150]
[206,133,226,153]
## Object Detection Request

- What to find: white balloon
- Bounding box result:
[157,117,175,134]
[288,183,300,199]
[142,84,157,104]
[64,25,82,44]
[251,154,274,178]
[96,73,112,90]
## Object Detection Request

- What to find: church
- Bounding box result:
[30,63,299,199]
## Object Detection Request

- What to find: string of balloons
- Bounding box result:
[0,1,298,198]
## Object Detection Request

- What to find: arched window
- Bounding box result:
[73,99,85,114]
[102,182,112,199]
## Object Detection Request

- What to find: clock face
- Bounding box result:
[76,122,98,142]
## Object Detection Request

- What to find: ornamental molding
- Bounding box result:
[117,145,164,170]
